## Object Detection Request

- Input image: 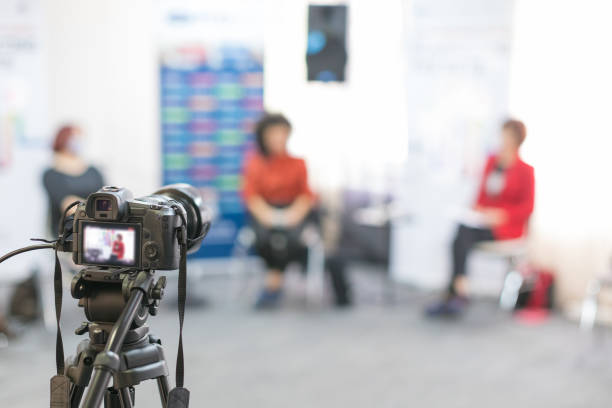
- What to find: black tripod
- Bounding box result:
[65,267,171,407]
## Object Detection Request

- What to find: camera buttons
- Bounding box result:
[144,242,160,260]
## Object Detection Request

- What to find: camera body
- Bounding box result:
[70,185,209,271]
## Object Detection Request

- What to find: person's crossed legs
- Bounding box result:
[426,224,494,317]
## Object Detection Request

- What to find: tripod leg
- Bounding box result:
[67,341,97,408]
[70,385,85,408]
[82,289,145,408]
[156,375,170,406]
[118,387,134,408]
[104,387,120,408]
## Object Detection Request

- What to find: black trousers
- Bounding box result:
[448,224,495,295]
[324,253,352,305]
[252,220,308,271]
[252,218,351,305]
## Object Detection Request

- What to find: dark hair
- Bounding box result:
[254,113,292,156]
[502,119,527,147]
[52,124,79,152]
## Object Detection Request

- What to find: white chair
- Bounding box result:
[474,238,528,310]
[579,271,612,331]
[227,226,257,296]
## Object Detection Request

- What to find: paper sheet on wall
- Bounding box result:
[0,0,48,168]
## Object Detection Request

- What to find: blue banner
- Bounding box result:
[160,44,263,258]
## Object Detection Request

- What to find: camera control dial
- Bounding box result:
[143,241,160,260]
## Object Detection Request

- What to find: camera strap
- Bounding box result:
[168,227,190,407]
[53,248,65,374]
[50,202,81,408]
[50,247,70,407]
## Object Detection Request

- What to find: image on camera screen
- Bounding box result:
[83,223,138,266]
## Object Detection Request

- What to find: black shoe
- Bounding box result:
[425,296,468,318]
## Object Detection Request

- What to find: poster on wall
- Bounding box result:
[405,0,515,177]
[158,1,264,258]
[391,0,515,288]
[0,0,48,168]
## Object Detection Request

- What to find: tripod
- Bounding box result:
[65,267,171,407]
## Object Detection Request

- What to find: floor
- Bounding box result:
[1,267,612,407]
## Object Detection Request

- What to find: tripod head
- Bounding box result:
[69,267,168,360]
[71,267,166,329]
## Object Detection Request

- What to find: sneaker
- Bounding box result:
[254,289,282,310]
[425,296,468,318]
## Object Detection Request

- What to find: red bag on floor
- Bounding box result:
[516,267,555,310]
[515,267,555,324]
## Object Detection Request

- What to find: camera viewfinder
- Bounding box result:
[96,199,112,211]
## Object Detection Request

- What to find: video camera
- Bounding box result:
[0,183,212,407]
[63,184,211,270]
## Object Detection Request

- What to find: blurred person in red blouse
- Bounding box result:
[427,119,535,317]
[111,234,125,261]
[242,113,316,309]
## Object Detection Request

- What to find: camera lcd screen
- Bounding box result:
[82,223,140,267]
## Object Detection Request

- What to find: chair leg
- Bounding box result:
[580,279,601,331]
[234,257,258,302]
[33,266,57,332]
[228,229,257,303]
[383,267,396,306]
[499,257,523,311]
[305,242,326,306]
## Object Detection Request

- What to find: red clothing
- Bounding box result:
[112,240,125,259]
[242,154,314,205]
[475,155,535,239]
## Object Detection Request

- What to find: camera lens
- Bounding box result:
[153,184,211,253]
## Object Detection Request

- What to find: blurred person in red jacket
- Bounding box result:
[111,234,125,262]
[427,119,535,317]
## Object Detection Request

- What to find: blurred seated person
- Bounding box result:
[111,234,125,262]
[43,124,105,237]
[427,119,534,317]
[243,113,349,309]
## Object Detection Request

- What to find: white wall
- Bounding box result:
[509,0,612,311]
[1,0,160,289]
[45,0,160,197]
[43,0,410,196]
[263,0,409,193]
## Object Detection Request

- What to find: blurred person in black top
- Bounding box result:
[43,124,104,237]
